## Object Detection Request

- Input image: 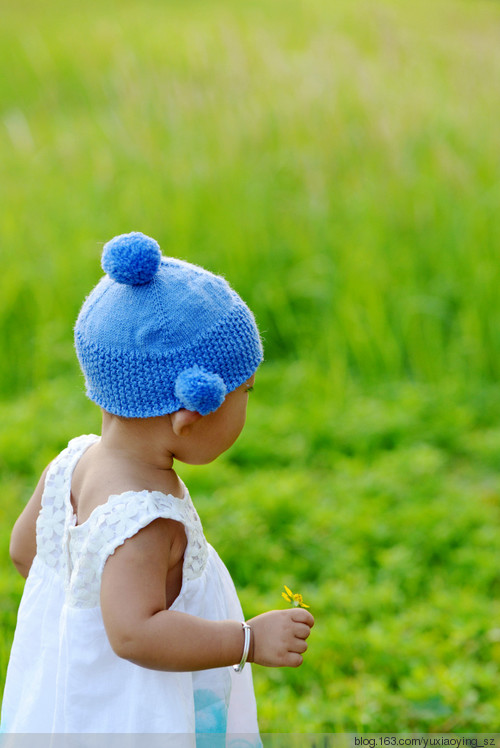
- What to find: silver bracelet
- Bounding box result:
[233,622,251,672]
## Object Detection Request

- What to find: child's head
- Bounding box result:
[74,232,263,421]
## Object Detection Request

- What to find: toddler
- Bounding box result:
[1,233,314,741]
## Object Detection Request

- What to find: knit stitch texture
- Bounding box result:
[74,233,263,417]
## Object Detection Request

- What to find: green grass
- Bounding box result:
[2,369,500,731]
[1,0,500,733]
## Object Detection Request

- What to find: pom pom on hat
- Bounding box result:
[102,232,162,285]
[175,366,227,416]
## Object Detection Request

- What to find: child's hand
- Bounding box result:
[246,609,314,668]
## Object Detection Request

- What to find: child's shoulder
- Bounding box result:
[70,438,184,527]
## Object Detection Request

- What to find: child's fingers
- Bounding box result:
[291,609,314,628]
[286,652,304,668]
[293,637,308,655]
[293,622,313,640]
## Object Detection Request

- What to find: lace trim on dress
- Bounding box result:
[67,490,208,609]
[36,435,98,573]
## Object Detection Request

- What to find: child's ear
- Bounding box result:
[170,409,203,437]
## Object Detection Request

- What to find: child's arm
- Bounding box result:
[9,465,50,578]
[101,518,314,671]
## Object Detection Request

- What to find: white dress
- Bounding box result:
[1,434,260,745]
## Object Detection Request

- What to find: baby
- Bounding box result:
[2,232,314,741]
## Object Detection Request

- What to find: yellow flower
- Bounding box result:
[282,585,310,609]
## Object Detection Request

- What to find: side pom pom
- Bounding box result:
[101,232,162,285]
[175,367,226,416]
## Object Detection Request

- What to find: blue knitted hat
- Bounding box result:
[74,232,263,417]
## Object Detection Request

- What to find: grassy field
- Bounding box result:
[1,0,500,733]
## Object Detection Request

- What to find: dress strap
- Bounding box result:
[67,489,208,609]
[36,435,99,575]
[41,434,99,508]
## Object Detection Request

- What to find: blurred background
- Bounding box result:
[1,0,500,732]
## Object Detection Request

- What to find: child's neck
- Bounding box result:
[100,410,175,473]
